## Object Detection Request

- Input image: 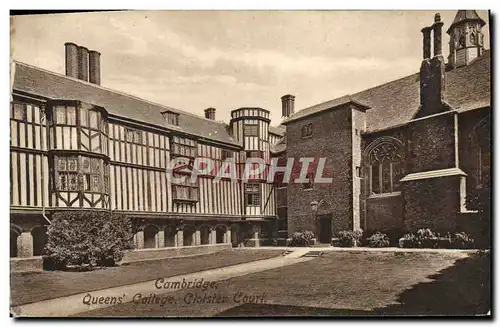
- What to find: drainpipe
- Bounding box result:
[40,103,51,225]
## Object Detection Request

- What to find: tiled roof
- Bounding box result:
[269,125,285,136]
[270,137,286,154]
[12,61,241,147]
[284,51,490,133]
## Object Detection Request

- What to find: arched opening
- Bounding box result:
[164,225,176,247]
[199,226,210,245]
[31,226,48,256]
[143,225,159,249]
[10,228,20,258]
[183,225,195,246]
[215,225,227,244]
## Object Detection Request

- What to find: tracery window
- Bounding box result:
[365,138,405,195]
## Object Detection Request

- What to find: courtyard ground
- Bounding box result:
[10,249,283,307]
[76,250,490,317]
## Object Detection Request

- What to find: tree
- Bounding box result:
[45,211,135,269]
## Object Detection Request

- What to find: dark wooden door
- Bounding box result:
[319,215,332,243]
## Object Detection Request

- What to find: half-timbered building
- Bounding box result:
[10,43,285,258]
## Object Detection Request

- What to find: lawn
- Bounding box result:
[77,250,490,317]
[10,249,283,307]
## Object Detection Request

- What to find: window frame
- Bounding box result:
[171,172,199,202]
[243,124,259,137]
[163,111,179,126]
[54,155,109,194]
[245,183,261,206]
[301,123,313,139]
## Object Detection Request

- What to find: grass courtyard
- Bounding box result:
[10,249,283,307]
[75,250,490,317]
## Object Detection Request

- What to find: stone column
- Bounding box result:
[135,230,144,249]
[157,229,165,248]
[176,228,184,247]
[195,230,201,246]
[17,231,33,257]
[210,229,217,244]
[225,228,231,244]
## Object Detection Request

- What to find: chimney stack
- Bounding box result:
[204,107,216,120]
[421,26,432,59]
[65,42,78,79]
[77,46,89,82]
[418,13,446,117]
[89,50,101,85]
[433,13,444,57]
[281,94,295,118]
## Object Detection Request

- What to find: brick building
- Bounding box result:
[272,11,491,243]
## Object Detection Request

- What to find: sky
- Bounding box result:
[10,10,490,126]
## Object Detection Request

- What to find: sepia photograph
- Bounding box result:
[8,9,491,318]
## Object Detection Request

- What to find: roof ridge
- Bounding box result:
[13,60,228,126]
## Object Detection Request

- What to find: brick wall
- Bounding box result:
[286,104,354,236]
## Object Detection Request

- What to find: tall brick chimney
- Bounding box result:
[89,50,101,85]
[77,46,89,82]
[204,107,216,120]
[417,13,447,118]
[421,26,432,59]
[281,94,295,118]
[64,42,78,79]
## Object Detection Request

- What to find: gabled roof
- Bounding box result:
[284,50,490,133]
[12,61,241,147]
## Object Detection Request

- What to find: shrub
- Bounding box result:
[45,211,135,270]
[287,231,315,247]
[337,229,363,247]
[399,229,436,248]
[366,232,390,248]
[399,229,475,249]
[452,232,475,249]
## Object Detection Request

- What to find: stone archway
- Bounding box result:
[31,226,48,256]
[144,225,159,249]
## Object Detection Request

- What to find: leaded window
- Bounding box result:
[172,173,199,202]
[243,124,259,137]
[54,155,109,193]
[366,139,405,195]
[245,183,261,206]
[172,136,197,158]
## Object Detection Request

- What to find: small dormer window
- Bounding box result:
[162,111,179,126]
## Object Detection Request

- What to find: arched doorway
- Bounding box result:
[31,226,48,256]
[10,228,20,258]
[164,225,176,247]
[215,225,227,244]
[143,225,159,249]
[199,226,210,245]
[183,225,195,246]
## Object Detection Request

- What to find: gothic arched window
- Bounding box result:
[469,117,491,189]
[365,138,405,195]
